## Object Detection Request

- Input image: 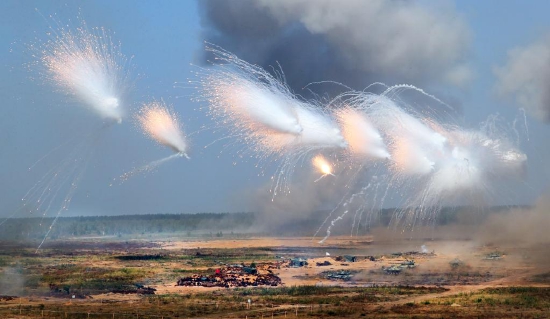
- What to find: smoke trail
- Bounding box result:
[312,155,334,182]
[336,107,389,159]
[115,101,189,186]
[317,87,528,242]
[117,101,190,183]
[118,153,186,183]
[13,17,134,249]
[35,16,131,122]
[197,45,347,155]
[195,47,527,241]
[196,45,348,196]
[137,100,189,156]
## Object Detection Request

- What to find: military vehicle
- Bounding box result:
[384,265,402,275]
[484,252,503,260]
[400,259,416,268]
[449,258,464,268]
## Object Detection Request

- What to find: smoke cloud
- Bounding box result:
[198,0,472,92]
[475,191,550,272]
[249,168,360,234]
[476,192,550,247]
[494,35,550,123]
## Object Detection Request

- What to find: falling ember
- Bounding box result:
[312,155,334,182]
[38,20,131,122]
[137,101,189,158]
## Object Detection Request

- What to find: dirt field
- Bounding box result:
[0,235,549,318]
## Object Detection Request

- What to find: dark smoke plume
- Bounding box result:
[198,0,472,93]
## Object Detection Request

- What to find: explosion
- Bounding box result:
[39,21,130,122]
[137,101,189,157]
[312,155,334,179]
[117,101,190,183]
[196,47,528,221]
[197,45,346,157]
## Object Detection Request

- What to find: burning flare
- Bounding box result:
[312,155,334,182]
[137,101,189,158]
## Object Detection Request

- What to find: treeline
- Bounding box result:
[0,206,527,241]
[0,212,255,240]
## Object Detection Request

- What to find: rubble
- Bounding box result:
[176,264,282,288]
[0,296,15,301]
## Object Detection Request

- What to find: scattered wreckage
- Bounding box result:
[177,264,282,288]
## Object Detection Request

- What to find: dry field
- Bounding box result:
[0,235,549,318]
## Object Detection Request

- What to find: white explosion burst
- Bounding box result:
[39,20,131,122]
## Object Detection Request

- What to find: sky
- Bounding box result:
[0,0,549,219]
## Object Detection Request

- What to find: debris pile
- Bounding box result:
[176,264,282,288]
[0,296,15,301]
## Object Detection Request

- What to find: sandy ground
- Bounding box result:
[3,235,548,311]
[149,235,549,295]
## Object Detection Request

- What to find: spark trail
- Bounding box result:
[37,17,131,122]
[196,45,346,195]
[118,153,186,182]
[194,47,527,241]
[312,155,334,182]
[137,101,189,157]
[336,107,389,159]
[319,88,527,242]
[118,101,189,182]
[13,17,132,250]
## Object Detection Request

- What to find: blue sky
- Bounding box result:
[0,0,549,218]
